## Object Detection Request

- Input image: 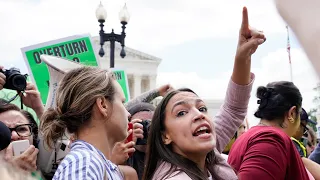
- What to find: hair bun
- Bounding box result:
[256,86,268,99]
[257,86,274,99]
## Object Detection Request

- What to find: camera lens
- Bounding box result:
[12,75,27,91]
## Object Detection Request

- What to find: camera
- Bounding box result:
[0,68,27,91]
[136,119,151,145]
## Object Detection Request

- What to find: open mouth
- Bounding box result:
[193,126,211,136]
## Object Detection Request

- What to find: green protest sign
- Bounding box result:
[21,35,99,104]
[112,69,130,102]
[21,34,131,105]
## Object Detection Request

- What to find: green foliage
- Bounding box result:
[309,83,320,132]
[307,108,317,132]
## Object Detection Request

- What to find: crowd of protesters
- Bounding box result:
[1,4,320,180]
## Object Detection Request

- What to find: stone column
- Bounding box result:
[149,75,157,90]
[134,75,142,98]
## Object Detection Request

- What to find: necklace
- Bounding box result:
[258,122,269,126]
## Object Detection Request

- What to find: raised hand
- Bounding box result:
[0,66,6,90]
[235,7,266,63]
[131,119,144,143]
[19,82,44,118]
[158,84,174,97]
[232,7,266,85]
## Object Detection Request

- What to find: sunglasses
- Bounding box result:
[307,141,314,147]
[300,123,309,135]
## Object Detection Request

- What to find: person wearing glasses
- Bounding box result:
[0,81,44,179]
[291,108,317,158]
[306,126,317,157]
[0,102,41,176]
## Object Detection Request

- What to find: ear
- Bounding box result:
[287,106,298,123]
[162,132,172,145]
[96,97,109,118]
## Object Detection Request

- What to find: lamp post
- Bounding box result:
[96,2,130,68]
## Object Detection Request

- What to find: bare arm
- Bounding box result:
[125,84,173,110]
[125,89,159,110]
[302,157,320,180]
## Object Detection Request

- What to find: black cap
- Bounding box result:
[301,108,317,125]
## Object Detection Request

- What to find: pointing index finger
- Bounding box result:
[240,7,249,33]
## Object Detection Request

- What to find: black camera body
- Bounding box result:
[0,68,27,91]
[136,119,151,145]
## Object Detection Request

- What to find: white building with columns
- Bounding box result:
[92,37,223,114]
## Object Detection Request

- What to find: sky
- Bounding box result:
[0,0,319,126]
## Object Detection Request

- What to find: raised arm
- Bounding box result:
[19,82,44,120]
[125,84,173,110]
[214,7,265,152]
[214,75,254,153]
[125,89,159,110]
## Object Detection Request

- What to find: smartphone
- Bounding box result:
[127,123,134,157]
[12,140,30,156]
[127,123,133,142]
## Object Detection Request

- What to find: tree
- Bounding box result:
[308,83,320,132]
[308,108,318,132]
[313,83,320,106]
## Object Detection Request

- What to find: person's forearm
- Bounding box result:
[125,89,159,110]
[231,59,251,85]
[302,157,320,180]
[33,106,44,120]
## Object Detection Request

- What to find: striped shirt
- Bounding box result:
[53,140,123,180]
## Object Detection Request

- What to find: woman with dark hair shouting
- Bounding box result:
[143,7,265,180]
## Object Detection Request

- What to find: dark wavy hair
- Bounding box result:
[143,88,219,180]
[254,81,302,127]
[0,100,39,148]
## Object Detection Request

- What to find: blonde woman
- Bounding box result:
[41,67,129,180]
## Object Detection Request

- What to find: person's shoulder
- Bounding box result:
[248,126,290,139]
[245,126,292,146]
[152,161,192,180]
[58,149,90,167]
[54,149,104,180]
[165,172,192,180]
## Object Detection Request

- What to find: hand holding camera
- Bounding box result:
[131,119,144,143]
[0,67,27,92]
[0,66,43,116]
[0,66,6,90]
[19,83,44,118]
[131,119,151,145]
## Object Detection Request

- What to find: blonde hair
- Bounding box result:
[0,157,40,180]
[40,66,115,148]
